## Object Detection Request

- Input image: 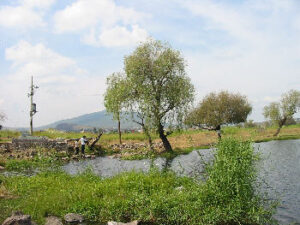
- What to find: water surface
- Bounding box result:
[63,139,300,224]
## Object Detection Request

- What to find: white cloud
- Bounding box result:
[0,5,45,28]
[82,25,148,47]
[0,0,55,29]
[54,0,145,32]
[5,40,77,83]
[1,41,106,127]
[263,96,280,102]
[54,0,149,47]
[179,0,300,121]
[22,0,56,9]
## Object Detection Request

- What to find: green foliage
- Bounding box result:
[4,157,59,172]
[263,89,300,126]
[200,138,275,224]
[244,119,257,128]
[104,73,129,121]
[124,39,194,127]
[124,39,195,151]
[186,91,252,128]
[0,138,275,225]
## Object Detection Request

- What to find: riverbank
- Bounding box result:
[0,138,276,225]
[1,125,300,163]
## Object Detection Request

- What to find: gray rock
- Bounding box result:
[107,221,139,225]
[64,213,84,224]
[2,212,32,225]
[45,216,63,225]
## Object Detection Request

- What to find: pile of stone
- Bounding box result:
[2,212,139,225]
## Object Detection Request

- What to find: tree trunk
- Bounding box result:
[89,132,103,150]
[118,119,122,144]
[158,122,172,152]
[216,125,221,140]
[143,125,154,151]
[273,117,287,137]
[216,130,222,140]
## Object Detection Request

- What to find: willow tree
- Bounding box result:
[263,89,300,136]
[185,91,252,138]
[124,40,194,152]
[104,73,128,144]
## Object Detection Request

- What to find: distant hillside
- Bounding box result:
[39,110,140,131]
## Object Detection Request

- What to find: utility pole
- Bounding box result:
[28,76,38,135]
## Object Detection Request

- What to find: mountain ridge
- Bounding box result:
[38,110,139,131]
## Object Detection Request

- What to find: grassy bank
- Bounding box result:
[1,125,299,161]
[0,147,65,172]
[0,138,276,225]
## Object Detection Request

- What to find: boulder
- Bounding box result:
[2,212,32,225]
[64,213,84,224]
[107,221,139,225]
[0,166,5,170]
[44,216,63,225]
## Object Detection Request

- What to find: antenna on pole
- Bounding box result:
[28,76,38,135]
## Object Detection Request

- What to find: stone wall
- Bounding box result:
[0,137,72,152]
[12,137,69,151]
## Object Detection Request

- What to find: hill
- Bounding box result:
[39,111,140,131]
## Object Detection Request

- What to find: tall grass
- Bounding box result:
[0,138,275,225]
[198,138,275,224]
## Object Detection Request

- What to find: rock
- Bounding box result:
[64,213,84,224]
[45,216,63,225]
[2,211,32,225]
[107,221,139,225]
[0,166,5,170]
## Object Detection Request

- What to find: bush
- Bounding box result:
[199,138,275,224]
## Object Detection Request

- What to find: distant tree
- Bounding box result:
[0,112,5,130]
[185,91,252,139]
[104,73,129,144]
[263,89,300,136]
[124,39,194,152]
[244,119,256,128]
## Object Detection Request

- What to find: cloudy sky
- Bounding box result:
[0,0,299,127]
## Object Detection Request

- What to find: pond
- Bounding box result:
[63,139,300,225]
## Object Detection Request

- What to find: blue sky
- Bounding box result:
[0,0,299,127]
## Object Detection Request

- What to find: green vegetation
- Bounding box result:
[0,147,62,172]
[0,138,276,225]
[0,130,20,140]
[104,72,129,144]
[1,125,300,162]
[263,89,300,136]
[124,39,195,152]
[185,91,252,139]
